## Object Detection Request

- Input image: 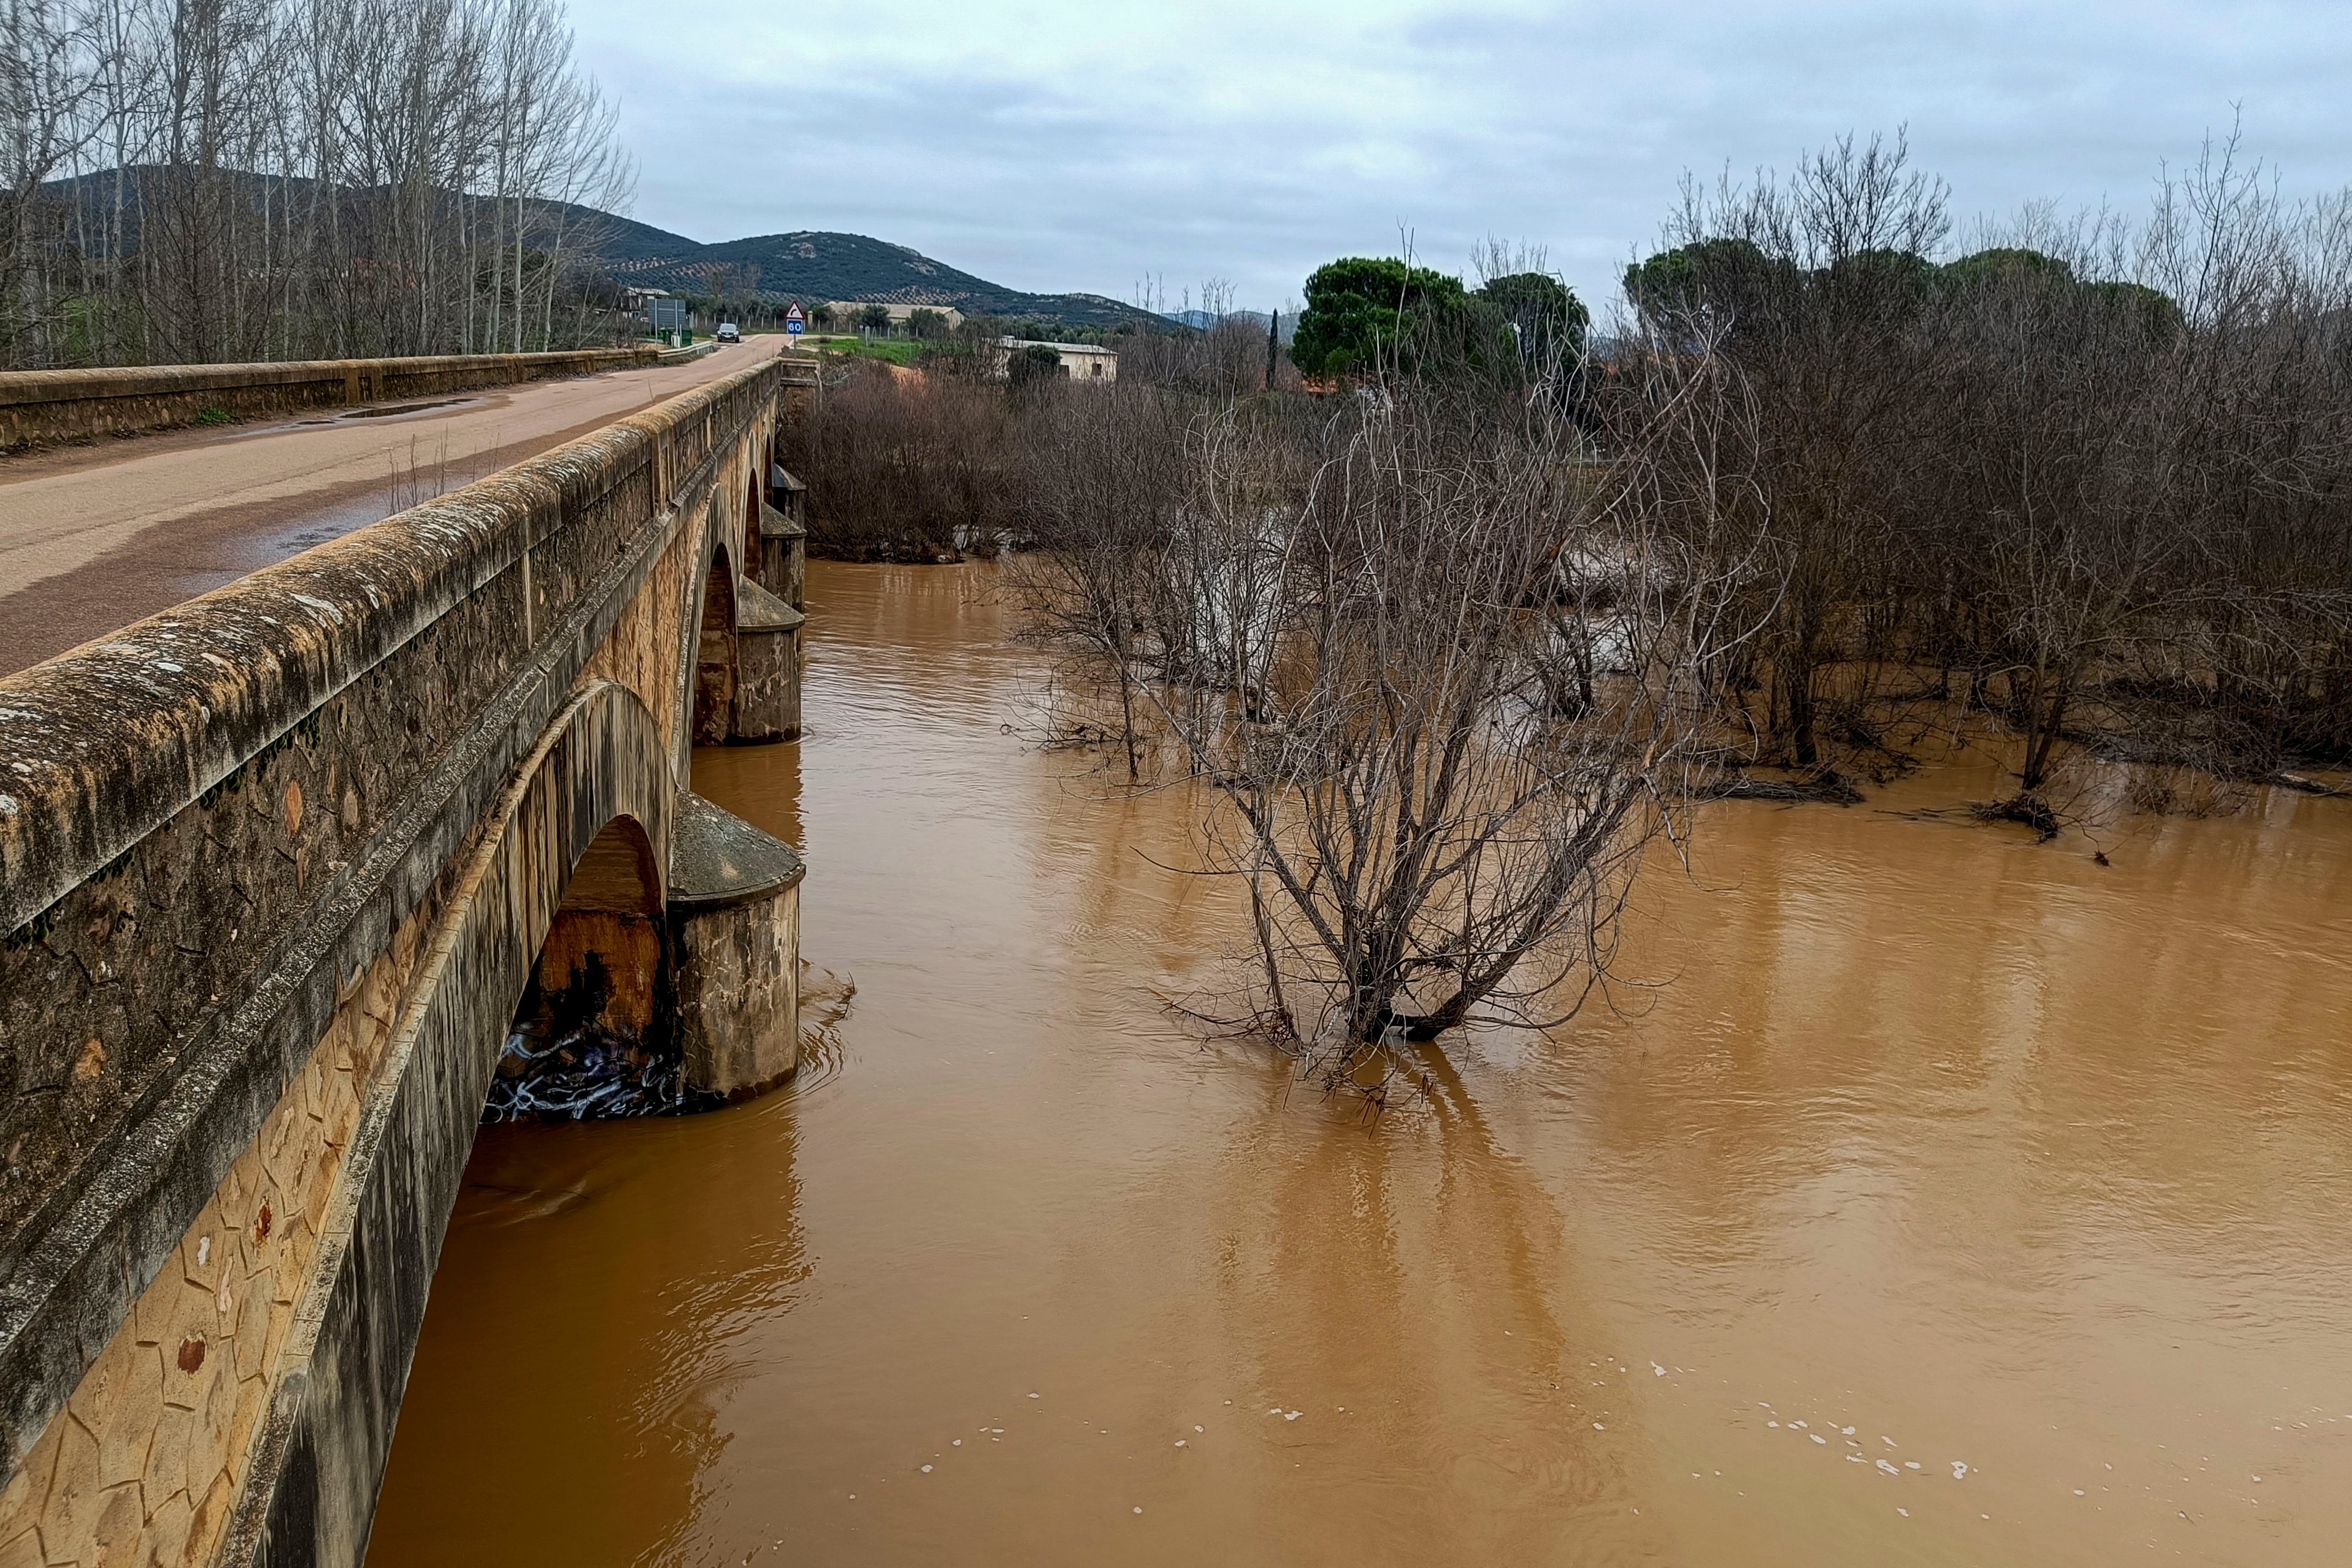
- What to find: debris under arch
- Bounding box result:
[480,1020,720,1122]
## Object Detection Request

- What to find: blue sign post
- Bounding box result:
[785,301,805,337]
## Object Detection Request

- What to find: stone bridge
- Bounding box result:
[0,353,817,1566]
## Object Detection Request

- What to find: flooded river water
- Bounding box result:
[366,559,2352,1566]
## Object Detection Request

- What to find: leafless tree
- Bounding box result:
[1632,132,1952,782]
[1910,135,2352,825]
[0,0,633,369]
[2,0,103,364]
[1004,376,1203,777]
[1018,317,1778,1078]
[1631,126,2352,824]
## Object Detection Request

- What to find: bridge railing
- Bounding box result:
[0,345,670,451]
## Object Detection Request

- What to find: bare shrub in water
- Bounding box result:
[1003,378,1206,777]
[1019,316,1778,1077]
[782,362,1016,560]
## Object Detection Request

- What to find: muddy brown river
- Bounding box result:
[366,560,2352,1566]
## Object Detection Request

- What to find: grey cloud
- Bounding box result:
[577,1,2352,315]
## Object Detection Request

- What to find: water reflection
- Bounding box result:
[369,559,2352,1567]
[367,1110,807,1566]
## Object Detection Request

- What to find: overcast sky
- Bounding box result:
[566,0,2352,316]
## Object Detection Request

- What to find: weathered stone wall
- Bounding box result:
[668,793,804,1099]
[0,903,424,1568]
[578,402,778,770]
[731,577,803,744]
[674,888,800,1099]
[0,355,807,1566]
[224,680,675,1568]
[0,348,664,452]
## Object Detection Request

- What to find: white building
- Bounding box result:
[828,301,966,330]
[994,337,1118,382]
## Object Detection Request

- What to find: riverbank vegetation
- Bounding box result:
[780,308,1291,560]
[1617,132,2352,829]
[778,365,1018,562]
[782,129,2352,1073]
[798,131,2352,826]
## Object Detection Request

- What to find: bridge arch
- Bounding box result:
[692,544,740,746]
[220,676,677,1561]
[493,812,666,1117]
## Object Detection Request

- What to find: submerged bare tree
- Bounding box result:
[1004,376,1202,777]
[1019,313,1776,1075]
[1629,132,1952,779]
[1926,217,2200,826]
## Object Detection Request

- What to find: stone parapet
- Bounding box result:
[0,347,663,452]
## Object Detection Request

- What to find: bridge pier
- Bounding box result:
[757,475,808,612]
[730,579,804,743]
[669,793,804,1098]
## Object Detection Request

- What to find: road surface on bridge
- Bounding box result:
[0,335,790,676]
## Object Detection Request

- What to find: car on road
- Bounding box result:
[716,322,741,343]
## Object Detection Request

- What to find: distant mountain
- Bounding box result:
[39,169,1159,330]
[596,225,1158,329]
[1165,307,1295,342]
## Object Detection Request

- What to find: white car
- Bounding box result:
[716,323,741,343]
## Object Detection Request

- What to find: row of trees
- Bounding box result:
[1619,132,2352,818]
[2,0,632,368]
[1290,249,1589,385]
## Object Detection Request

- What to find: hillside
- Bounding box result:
[42,170,692,267]
[1168,307,1296,342]
[39,170,1158,329]
[599,226,1155,328]
[557,205,700,263]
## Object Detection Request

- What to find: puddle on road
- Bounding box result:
[258,395,487,435]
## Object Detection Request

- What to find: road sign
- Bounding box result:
[785,301,805,336]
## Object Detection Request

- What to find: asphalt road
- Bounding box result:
[0,336,786,676]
